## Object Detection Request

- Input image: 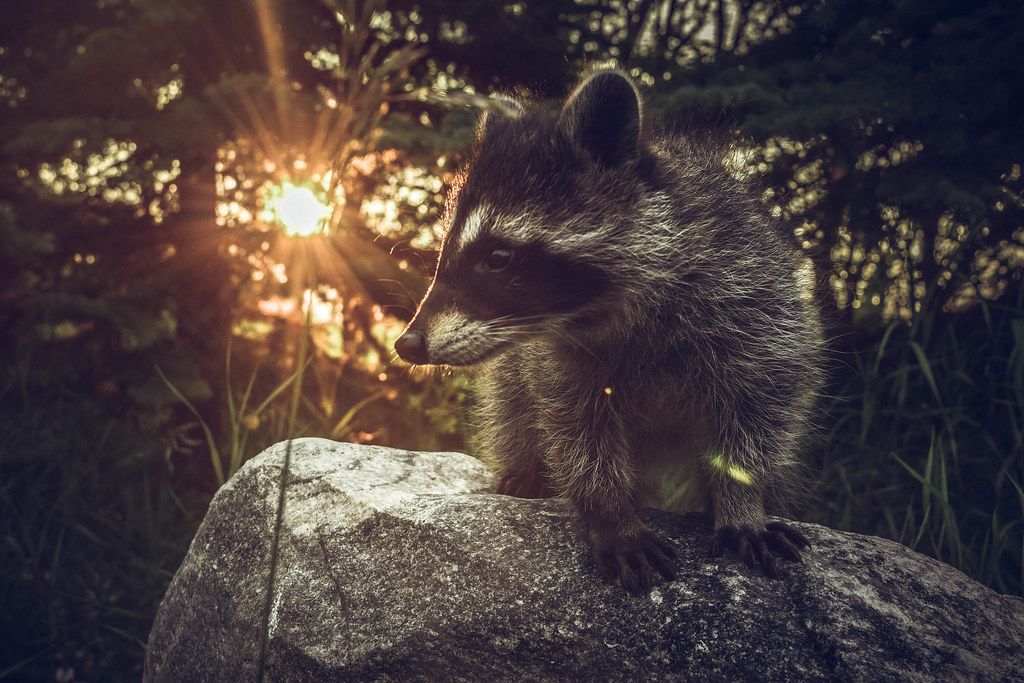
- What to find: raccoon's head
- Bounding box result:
[395,70,646,366]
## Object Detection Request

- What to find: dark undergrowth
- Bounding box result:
[0,388,199,679]
[809,283,1024,595]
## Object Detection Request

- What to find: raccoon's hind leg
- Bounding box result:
[478,355,555,499]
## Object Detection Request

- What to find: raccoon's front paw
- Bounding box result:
[496,469,555,499]
[710,521,811,578]
[588,525,677,595]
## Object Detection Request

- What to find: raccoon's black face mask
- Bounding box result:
[395,228,612,366]
[395,70,642,366]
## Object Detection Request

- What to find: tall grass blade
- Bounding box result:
[257,281,314,681]
[155,365,225,485]
[330,390,385,439]
[908,341,942,403]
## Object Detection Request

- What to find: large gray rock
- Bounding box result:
[146,438,1024,681]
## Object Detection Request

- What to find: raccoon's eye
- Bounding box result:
[481,247,513,271]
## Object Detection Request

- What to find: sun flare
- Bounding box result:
[264,181,332,237]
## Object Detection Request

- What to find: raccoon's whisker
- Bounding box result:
[487,314,552,326]
[485,322,548,336]
[376,277,419,303]
[549,325,603,363]
[381,303,415,315]
[489,320,547,331]
[490,330,541,343]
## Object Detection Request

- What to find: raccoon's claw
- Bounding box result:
[496,470,555,499]
[589,527,677,595]
[766,521,811,558]
[710,522,810,578]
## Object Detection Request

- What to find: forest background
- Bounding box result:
[2,0,1023,678]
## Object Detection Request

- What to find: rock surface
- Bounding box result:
[146,438,1024,681]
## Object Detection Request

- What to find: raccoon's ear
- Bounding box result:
[558,70,641,167]
[477,95,523,141]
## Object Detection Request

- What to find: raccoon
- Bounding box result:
[395,69,823,594]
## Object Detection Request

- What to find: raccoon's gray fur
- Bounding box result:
[395,70,823,593]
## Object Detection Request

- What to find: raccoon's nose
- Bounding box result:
[395,330,429,364]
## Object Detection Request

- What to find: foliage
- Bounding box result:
[0,383,199,679]
[655,0,1024,318]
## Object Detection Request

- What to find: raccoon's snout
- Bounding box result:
[394,330,429,364]
[396,309,514,367]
